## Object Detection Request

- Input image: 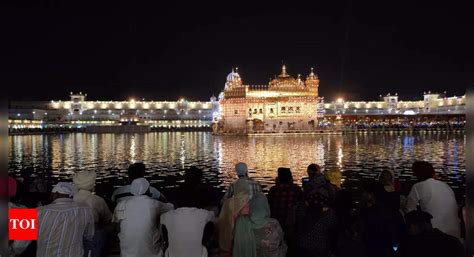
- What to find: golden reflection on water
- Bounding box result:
[8,132,466,196]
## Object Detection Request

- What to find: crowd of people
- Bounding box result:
[7,160,467,257]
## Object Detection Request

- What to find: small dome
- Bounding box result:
[226,68,241,82]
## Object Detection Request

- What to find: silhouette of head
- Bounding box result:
[128,163,146,181]
[378,170,394,186]
[277,167,293,184]
[184,166,203,186]
[307,163,321,178]
[235,162,248,177]
[412,161,435,181]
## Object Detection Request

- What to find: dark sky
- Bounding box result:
[4,0,474,101]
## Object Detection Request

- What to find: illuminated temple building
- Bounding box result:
[215,65,321,134]
[8,64,465,133]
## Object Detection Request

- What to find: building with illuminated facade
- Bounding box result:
[214,65,465,134]
[215,65,320,134]
[9,93,219,131]
[8,65,465,133]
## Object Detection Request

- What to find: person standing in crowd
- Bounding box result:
[395,210,464,257]
[113,178,174,257]
[73,170,112,257]
[267,167,302,242]
[221,162,262,203]
[111,162,167,203]
[160,194,215,257]
[405,161,460,238]
[37,182,95,257]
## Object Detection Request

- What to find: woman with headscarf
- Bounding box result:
[250,192,287,257]
[73,170,112,257]
[217,179,252,256]
[217,179,287,257]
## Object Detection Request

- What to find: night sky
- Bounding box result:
[4,0,474,102]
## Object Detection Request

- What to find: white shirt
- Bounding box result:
[161,207,215,257]
[111,184,161,203]
[73,189,112,225]
[406,178,460,238]
[113,195,174,257]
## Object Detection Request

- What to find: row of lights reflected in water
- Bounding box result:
[9,132,465,199]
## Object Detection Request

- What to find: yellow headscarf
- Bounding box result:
[216,179,251,252]
[325,167,342,189]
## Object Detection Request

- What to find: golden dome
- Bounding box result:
[269,64,299,88]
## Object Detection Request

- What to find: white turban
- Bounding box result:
[131,178,150,196]
[73,170,96,191]
[235,162,248,177]
[52,182,75,197]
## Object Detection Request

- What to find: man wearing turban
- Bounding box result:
[73,170,112,257]
[113,178,174,257]
[37,182,95,257]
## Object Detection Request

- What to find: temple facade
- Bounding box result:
[215,65,320,134]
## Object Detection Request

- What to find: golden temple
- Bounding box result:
[215,65,321,134]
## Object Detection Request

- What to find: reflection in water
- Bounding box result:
[8,132,466,200]
[130,135,136,163]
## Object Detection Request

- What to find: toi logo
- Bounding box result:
[9,209,38,240]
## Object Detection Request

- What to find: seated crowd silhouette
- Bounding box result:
[7,160,466,257]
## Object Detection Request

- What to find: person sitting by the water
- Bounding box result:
[333,190,365,257]
[267,167,302,242]
[37,182,95,257]
[395,210,464,257]
[405,161,460,238]
[295,180,338,257]
[171,166,217,210]
[360,180,404,257]
[73,170,112,257]
[113,178,174,257]
[15,167,49,207]
[378,170,401,212]
[160,191,215,257]
[302,163,321,190]
[111,162,167,203]
[302,164,332,196]
[217,179,287,257]
[221,162,262,204]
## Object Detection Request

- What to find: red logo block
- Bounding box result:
[9,209,38,240]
